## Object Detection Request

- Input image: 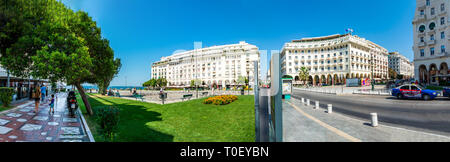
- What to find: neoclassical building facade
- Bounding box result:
[151,41,260,88]
[413,0,450,86]
[281,34,389,85]
[388,52,415,79]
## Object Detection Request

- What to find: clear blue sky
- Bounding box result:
[64,0,416,86]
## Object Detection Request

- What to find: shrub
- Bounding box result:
[203,95,238,105]
[94,106,120,141]
[0,88,14,107]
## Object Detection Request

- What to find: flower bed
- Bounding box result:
[203,95,238,105]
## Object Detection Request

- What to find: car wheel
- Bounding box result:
[397,94,403,99]
[423,94,431,101]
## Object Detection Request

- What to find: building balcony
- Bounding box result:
[418,42,426,47]
[428,40,436,45]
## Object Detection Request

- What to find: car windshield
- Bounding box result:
[417,85,425,89]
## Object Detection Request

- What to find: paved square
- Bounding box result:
[0,126,13,135]
[0,119,10,126]
[61,127,81,135]
[0,93,91,142]
[20,124,42,131]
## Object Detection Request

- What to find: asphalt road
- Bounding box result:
[292,89,450,136]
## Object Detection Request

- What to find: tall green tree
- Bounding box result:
[143,78,157,90]
[299,67,310,86]
[1,0,120,115]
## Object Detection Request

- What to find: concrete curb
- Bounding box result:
[78,109,95,142]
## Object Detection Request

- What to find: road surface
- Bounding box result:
[292,89,450,136]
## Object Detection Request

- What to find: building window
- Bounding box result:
[441,32,445,39]
[419,25,426,32]
[421,37,424,42]
[441,3,445,11]
[430,47,435,56]
[431,34,435,40]
[429,22,436,30]
[441,17,445,25]
[420,10,425,15]
[431,8,435,15]
[420,49,425,57]
[441,45,446,53]
[426,0,430,6]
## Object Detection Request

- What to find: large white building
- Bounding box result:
[281,33,389,85]
[151,41,260,88]
[388,52,415,79]
[413,0,450,86]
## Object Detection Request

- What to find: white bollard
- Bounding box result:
[327,104,333,114]
[306,99,310,106]
[371,113,378,127]
[315,101,320,109]
[302,98,305,104]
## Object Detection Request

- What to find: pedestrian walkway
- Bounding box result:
[283,98,450,142]
[0,93,91,142]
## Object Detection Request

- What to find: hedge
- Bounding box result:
[0,87,14,107]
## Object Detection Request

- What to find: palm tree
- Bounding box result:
[299,67,310,86]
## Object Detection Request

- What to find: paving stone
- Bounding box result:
[0,126,13,135]
[63,118,78,123]
[48,122,59,126]
[16,119,27,123]
[19,109,31,113]
[41,132,47,136]
[8,136,18,139]
[61,127,80,135]
[20,124,42,131]
[59,135,85,139]
[27,113,36,116]
[6,113,22,118]
[33,116,49,121]
[62,139,83,142]
[0,119,10,126]
[46,137,53,141]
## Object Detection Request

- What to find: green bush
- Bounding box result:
[0,88,14,107]
[94,106,120,141]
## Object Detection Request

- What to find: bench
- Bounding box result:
[202,92,209,97]
[182,94,193,101]
[134,94,144,101]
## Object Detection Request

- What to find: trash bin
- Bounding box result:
[241,89,245,95]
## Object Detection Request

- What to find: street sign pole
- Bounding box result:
[254,61,260,142]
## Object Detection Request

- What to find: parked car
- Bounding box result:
[443,88,450,99]
[392,84,438,100]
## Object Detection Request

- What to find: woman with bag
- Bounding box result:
[33,84,41,113]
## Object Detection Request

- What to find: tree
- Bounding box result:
[190,80,195,88]
[1,1,119,116]
[143,78,157,90]
[98,58,121,95]
[389,68,398,80]
[156,78,168,88]
[299,67,310,86]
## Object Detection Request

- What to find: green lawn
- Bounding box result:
[0,106,12,112]
[77,94,255,142]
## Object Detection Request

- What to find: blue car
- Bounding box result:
[392,84,438,100]
[444,88,450,99]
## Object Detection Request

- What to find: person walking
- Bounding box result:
[33,85,42,113]
[40,85,47,103]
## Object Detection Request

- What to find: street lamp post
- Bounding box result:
[247,71,250,95]
[371,56,375,91]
